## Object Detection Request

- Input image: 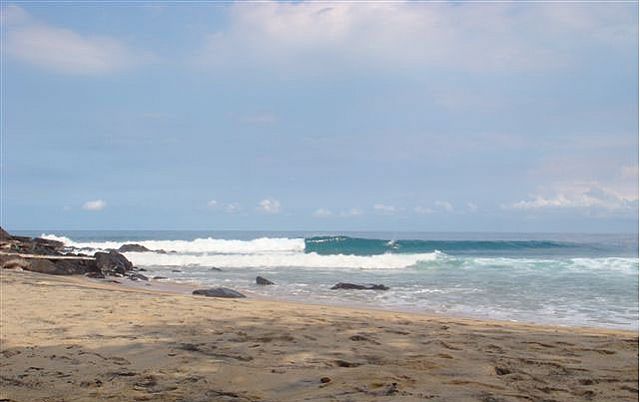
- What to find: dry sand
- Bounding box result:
[0,270,637,402]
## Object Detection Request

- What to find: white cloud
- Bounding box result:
[373,203,396,214]
[313,208,332,218]
[195,2,635,74]
[339,208,363,217]
[225,202,242,214]
[467,202,478,212]
[4,6,149,74]
[503,183,638,214]
[414,206,434,215]
[207,200,219,208]
[258,198,281,214]
[435,201,454,212]
[82,199,106,211]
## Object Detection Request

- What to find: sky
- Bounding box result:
[1,1,638,232]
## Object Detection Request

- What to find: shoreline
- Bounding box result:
[2,269,638,401]
[111,272,640,333]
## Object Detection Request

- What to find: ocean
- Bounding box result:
[17,230,639,330]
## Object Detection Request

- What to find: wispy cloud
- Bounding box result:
[373,203,396,214]
[243,112,278,125]
[435,201,454,212]
[503,183,638,215]
[312,208,332,218]
[258,198,281,214]
[467,202,478,212]
[82,199,106,211]
[4,5,150,74]
[195,2,635,74]
[414,206,434,215]
[339,208,363,217]
[225,202,242,214]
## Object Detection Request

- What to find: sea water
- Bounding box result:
[20,230,639,330]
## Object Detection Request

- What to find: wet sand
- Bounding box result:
[0,270,637,401]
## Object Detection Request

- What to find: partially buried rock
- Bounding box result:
[192,288,246,298]
[118,244,151,253]
[94,250,133,276]
[128,273,149,281]
[256,276,274,285]
[210,267,223,272]
[152,276,168,280]
[331,282,389,291]
[1,257,29,270]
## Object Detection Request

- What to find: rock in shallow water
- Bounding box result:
[331,282,389,291]
[256,276,274,285]
[192,288,246,298]
[118,244,151,253]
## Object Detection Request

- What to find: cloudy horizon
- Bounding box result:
[3,2,638,232]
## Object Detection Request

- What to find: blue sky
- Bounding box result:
[2,2,638,232]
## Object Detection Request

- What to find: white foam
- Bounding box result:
[41,234,305,254]
[123,251,439,270]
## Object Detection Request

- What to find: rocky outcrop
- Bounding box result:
[331,283,389,291]
[118,244,151,253]
[0,255,98,275]
[192,288,246,298]
[0,229,64,256]
[0,227,12,241]
[94,251,134,276]
[256,276,274,285]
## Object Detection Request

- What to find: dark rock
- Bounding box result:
[210,267,223,272]
[0,226,13,241]
[331,282,389,291]
[256,276,274,285]
[137,267,147,271]
[94,251,133,276]
[32,237,64,249]
[320,377,332,384]
[155,249,167,254]
[192,288,246,298]
[171,269,182,273]
[22,259,60,274]
[152,276,168,280]
[52,259,99,275]
[118,244,151,253]
[86,271,106,279]
[128,273,149,281]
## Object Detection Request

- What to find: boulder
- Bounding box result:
[331,283,389,291]
[210,267,223,272]
[94,251,133,276]
[256,276,274,285]
[118,244,151,253]
[86,271,106,279]
[192,288,246,298]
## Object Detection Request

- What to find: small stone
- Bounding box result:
[320,377,331,383]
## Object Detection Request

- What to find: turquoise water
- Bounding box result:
[19,230,639,330]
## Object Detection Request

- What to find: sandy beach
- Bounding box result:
[0,269,637,402]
